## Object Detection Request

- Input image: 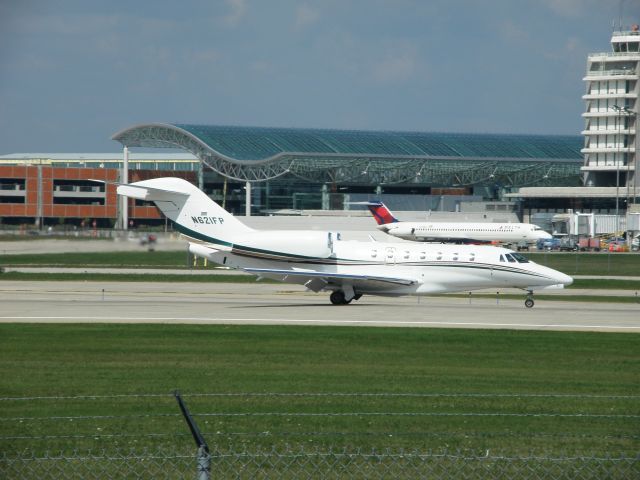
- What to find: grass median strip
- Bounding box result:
[0,324,638,456]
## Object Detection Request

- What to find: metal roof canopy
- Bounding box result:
[112,123,583,187]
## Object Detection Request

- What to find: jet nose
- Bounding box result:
[559,272,573,286]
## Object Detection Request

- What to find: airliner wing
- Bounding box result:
[243,267,417,292]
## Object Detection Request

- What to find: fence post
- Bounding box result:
[197,444,211,480]
[174,390,210,480]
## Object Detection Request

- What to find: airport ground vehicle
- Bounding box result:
[607,241,629,252]
[536,238,561,251]
[578,238,602,252]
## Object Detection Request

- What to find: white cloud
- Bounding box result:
[564,36,580,53]
[541,0,609,17]
[250,59,275,74]
[371,50,417,85]
[223,0,248,27]
[500,19,531,43]
[294,4,320,31]
[16,13,122,36]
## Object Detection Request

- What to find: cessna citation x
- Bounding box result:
[117,178,572,308]
[359,201,552,245]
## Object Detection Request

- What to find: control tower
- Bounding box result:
[582,24,639,203]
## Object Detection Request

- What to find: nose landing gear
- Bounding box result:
[524,290,534,308]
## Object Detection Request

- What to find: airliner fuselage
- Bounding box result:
[379,221,552,244]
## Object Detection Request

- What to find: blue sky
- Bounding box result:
[0,0,638,153]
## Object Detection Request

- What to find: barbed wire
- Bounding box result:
[2,447,638,462]
[0,431,637,441]
[1,392,638,401]
[0,432,191,440]
[0,413,181,421]
[193,412,640,419]
[3,411,637,422]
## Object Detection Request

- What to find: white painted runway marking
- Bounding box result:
[1,316,639,330]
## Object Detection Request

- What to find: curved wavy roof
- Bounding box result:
[114,123,581,161]
[112,123,583,186]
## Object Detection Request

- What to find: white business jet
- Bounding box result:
[357,201,551,245]
[117,178,572,308]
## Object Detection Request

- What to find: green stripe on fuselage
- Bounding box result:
[175,223,552,281]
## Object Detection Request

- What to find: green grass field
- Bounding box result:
[1,324,638,456]
[0,251,193,268]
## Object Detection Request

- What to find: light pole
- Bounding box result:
[617,106,636,207]
[611,105,623,237]
[622,107,637,206]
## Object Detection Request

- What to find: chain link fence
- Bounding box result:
[2,447,639,479]
[2,391,638,478]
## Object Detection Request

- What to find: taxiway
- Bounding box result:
[0,281,638,332]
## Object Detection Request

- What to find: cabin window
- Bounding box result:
[404,250,410,259]
[437,252,443,260]
[419,252,426,260]
[452,253,459,261]
[469,254,476,261]
[371,249,377,258]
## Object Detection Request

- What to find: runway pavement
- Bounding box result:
[0,281,638,332]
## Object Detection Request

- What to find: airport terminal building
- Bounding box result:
[0,125,583,228]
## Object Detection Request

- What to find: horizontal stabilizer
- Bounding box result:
[117,183,189,201]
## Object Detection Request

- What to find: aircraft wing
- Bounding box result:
[243,267,418,292]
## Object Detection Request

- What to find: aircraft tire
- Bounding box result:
[330,291,347,305]
[525,298,534,308]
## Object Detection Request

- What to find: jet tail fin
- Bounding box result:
[117,177,253,246]
[361,201,399,225]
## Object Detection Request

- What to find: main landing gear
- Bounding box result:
[329,290,362,305]
[524,290,535,308]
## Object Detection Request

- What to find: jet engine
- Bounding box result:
[232,230,339,259]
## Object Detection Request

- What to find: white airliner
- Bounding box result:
[116,178,572,308]
[358,202,552,245]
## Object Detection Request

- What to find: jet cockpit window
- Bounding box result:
[510,252,530,263]
[500,254,506,262]
[505,253,517,263]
